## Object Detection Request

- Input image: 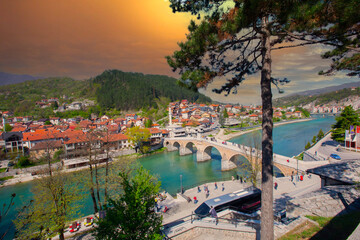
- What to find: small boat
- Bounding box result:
[84,217,94,227]
[69,221,80,233]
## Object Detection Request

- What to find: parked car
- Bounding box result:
[330,153,341,160]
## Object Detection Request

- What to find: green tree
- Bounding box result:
[4,124,12,132]
[312,136,317,144]
[305,142,311,150]
[167,1,359,238]
[145,119,153,128]
[317,129,325,141]
[219,113,225,128]
[14,170,82,240]
[93,166,162,240]
[52,101,59,110]
[223,108,229,118]
[125,126,151,153]
[296,107,310,118]
[332,106,360,143]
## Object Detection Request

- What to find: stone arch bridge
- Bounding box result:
[164,137,304,176]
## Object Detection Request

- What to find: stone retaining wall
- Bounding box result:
[172,227,256,240]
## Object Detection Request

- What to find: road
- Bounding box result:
[307,132,360,162]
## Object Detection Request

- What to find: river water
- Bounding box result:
[0,115,335,239]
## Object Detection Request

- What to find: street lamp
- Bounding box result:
[180,174,184,194]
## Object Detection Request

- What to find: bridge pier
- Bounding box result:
[196,150,211,162]
[179,147,193,156]
[221,160,237,171]
[166,145,178,152]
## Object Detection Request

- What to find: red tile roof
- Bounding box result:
[23,129,61,141]
[101,133,128,143]
[31,140,63,151]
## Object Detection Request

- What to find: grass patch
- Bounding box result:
[0,168,7,173]
[224,129,238,135]
[0,176,14,182]
[294,152,304,161]
[279,220,320,240]
[279,212,360,240]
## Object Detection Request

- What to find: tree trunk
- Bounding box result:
[59,231,65,240]
[94,161,102,211]
[89,159,98,213]
[47,148,52,176]
[104,146,109,203]
[260,16,274,240]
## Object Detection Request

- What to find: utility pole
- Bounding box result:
[180,174,183,194]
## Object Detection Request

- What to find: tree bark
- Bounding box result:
[88,150,98,213]
[260,16,274,240]
[89,164,98,213]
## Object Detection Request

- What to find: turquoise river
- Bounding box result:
[0,115,335,239]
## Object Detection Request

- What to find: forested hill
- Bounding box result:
[93,70,211,110]
[273,87,360,107]
[0,77,93,113]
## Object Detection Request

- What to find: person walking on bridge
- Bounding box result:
[209,206,218,224]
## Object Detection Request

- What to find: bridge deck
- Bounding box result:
[165,137,329,174]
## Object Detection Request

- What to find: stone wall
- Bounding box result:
[286,186,360,218]
[172,227,256,240]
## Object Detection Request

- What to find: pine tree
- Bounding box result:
[317,129,325,141]
[223,108,229,118]
[167,1,359,238]
[332,106,360,143]
[305,142,311,150]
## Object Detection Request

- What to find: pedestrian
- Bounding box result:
[232,176,235,181]
[240,176,243,183]
[214,182,218,190]
[236,174,239,181]
[274,182,278,190]
[222,183,225,191]
[203,185,206,192]
[287,159,290,163]
[197,186,201,193]
[291,174,294,182]
[206,189,209,198]
[209,206,218,224]
[193,196,198,204]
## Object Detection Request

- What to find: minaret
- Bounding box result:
[169,107,172,126]
[2,116,6,133]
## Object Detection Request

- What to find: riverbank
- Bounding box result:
[0,152,143,188]
[215,118,312,141]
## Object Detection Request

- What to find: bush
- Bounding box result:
[16,156,34,168]
[53,149,64,160]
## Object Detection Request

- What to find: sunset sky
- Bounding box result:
[0,0,358,104]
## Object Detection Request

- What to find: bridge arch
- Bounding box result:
[164,138,297,174]
[197,145,216,162]
[180,141,196,155]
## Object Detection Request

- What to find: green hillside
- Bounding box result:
[273,87,360,107]
[0,77,93,115]
[0,70,212,118]
[93,70,211,110]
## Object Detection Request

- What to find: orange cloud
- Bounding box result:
[0,0,192,79]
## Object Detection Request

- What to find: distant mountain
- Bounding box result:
[93,70,212,110]
[0,72,42,86]
[282,81,360,97]
[274,82,360,107]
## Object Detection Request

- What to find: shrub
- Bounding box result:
[16,156,34,168]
